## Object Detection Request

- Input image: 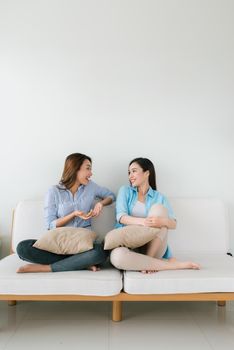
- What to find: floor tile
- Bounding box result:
[4,319,109,350]
[0,301,29,349]
[122,301,191,320]
[192,316,234,350]
[109,318,212,350]
[2,300,234,350]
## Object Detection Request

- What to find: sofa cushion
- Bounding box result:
[104,225,160,250]
[33,227,97,254]
[123,253,234,294]
[0,254,123,296]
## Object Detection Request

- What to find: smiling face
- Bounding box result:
[76,159,92,185]
[128,162,149,188]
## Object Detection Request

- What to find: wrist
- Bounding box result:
[138,218,145,226]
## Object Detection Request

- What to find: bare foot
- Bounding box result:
[175,261,200,270]
[17,264,51,273]
[141,261,200,274]
[88,265,100,272]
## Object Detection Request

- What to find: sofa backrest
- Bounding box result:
[11,198,229,254]
[168,198,229,254]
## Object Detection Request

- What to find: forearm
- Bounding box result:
[162,218,177,229]
[99,196,113,206]
[55,212,75,228]
[143,216,177,229]
[119,215,145,226]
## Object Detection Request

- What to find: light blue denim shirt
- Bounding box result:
[44,180,116,230]
[115,185,176,258]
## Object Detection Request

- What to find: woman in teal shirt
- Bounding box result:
[111,157,200,273]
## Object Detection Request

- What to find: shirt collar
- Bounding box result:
[57,183,85,192]
[131,185,154,198]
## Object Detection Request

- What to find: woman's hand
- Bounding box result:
[92,202,103,217]
[73,210,93,220]
[144,216,167,228]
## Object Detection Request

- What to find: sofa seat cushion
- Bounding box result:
[0,254,122,297]
[123,253,234,294]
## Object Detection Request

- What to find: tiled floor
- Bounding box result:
[1,300,234,350]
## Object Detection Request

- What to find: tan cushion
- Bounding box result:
[33,227,97,254]
[104,225,160,250]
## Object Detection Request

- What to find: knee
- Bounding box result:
[16,240,28,257]
[110,247,129,269]
[149,204,168,217]
[16,240,33,260]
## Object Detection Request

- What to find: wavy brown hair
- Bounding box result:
[59,153,92,189]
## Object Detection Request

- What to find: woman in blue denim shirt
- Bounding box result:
[110,157,200,273]
[17,153,115,273]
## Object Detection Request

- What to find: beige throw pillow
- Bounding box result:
[33,227,97,254]
[104,225,160,250]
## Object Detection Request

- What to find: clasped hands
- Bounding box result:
[143,216,167,228]
[73,202,103,220]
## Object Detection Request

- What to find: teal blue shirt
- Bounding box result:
[115,185,176,259]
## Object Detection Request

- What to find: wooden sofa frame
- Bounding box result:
[0,293,232,322]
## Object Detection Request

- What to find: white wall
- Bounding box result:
[0,0,233,257]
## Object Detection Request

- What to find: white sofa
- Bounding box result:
[0,198,234,321]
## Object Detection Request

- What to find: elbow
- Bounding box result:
[110,194,116,203]
[46,219,57,230]
[119,215,127,225]
[104,195,115,204]
[172,220,177,230]
[109,196,114,204]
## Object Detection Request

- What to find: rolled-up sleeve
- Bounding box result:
[116,186,129,223]
[94,183,116,202]
[44,187,58,230]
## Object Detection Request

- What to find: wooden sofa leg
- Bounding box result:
[8,301,17,306]
[112,301,122,322]
[217,300,226,307]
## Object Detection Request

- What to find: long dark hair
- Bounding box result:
[129,157,157,190]
[59,153,92,190]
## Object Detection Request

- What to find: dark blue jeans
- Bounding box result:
[16,239,109,272]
